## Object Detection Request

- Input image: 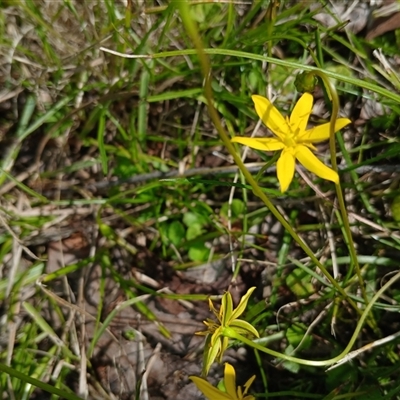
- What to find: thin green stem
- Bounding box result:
[313,72,369,308]
[224,270,400,367]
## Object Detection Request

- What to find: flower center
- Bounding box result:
[284,135,297,147]
[284,130,297,148]
[284,117,298,148]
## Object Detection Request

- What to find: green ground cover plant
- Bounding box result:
[1,0,400,399]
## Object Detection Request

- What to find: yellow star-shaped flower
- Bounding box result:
[232,93,351,192]
[190,362,256,400]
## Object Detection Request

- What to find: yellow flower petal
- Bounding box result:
[230,319,259,338]
[210,326,223,346]
[295,145,339,183]
[221,292,234,326]
[224,363,239,399]
[243,375,256,395]
[289,93,313,135]
[203,332,222,376]
[232,137,285,151]
[277,148,296,193]
[229,287,256,321]
[190,376,231,400]
[192,364,256,400]
[252,95,289,140]
[217,336,229,363]
[209,298,219,319]
[300,118,351,143]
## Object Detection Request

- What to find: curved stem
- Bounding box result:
[100,46,400,104]
[224,270,400,367]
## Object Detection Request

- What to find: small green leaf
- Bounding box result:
[186,223,204,240]
[188,243,210,261]
[114,155,136,179]
[282,345,301,373]
[167,220,185,246]
[190,4,205,23]
[294,71,317,93]
[99,223,113,238]
[248,69,261,92]
[183,211,208,227]
[220,199,245,220]
[123,330,136,340]
[286,323,312,349]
